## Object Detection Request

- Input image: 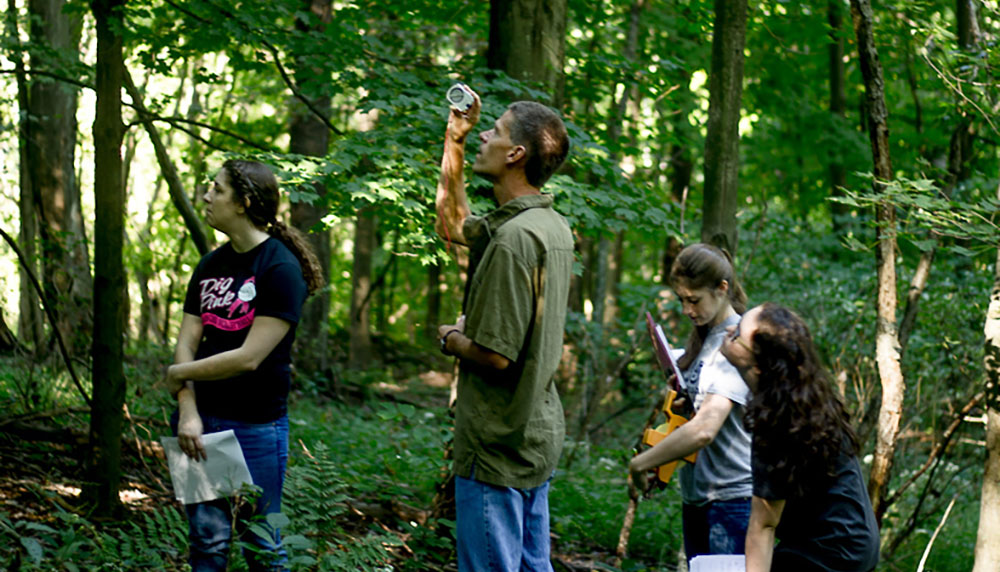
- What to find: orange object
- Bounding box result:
[641,389,698,483]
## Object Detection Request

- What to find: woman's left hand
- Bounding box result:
[165,365,184,398]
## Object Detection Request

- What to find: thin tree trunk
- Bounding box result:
[0,307,19,354]
[701,0,748,254]
[828,0,851,230]
[7,0,45,350]
[850,0,905,525]
[136,65,188,345]
[663,63,694,283]
[425,262,442,341]
[289,0,333,375]
[602,0,645,326]
[568,235,588,313]
[26,0,90,355]
[349,207,376,369]
[974,183,1000,568]
[84,0,126,518]
[123,68,211,256]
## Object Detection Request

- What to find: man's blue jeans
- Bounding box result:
[682,498,751,562]
[174,413,289,572]
[455,472,554,572]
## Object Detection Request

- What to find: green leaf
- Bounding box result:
[20,537,44,564]
[266,512,291,528]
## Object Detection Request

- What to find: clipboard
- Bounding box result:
[645,312,685,392]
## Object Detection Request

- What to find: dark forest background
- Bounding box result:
[1,0,999,570]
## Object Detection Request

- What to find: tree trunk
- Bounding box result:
[849,0,904,525]
[7,0,46,350]
[601,0,644,327]
[425,262,442,341]
[700,0,747,254]
[956,0,980,50]
[828,0,851,230]
[84,0,126,518]
[349,207,376,369]
[123,68,211,257]
[0,307,20,355]
[289,0,333,375]
[26,0,90,356]
[487,0,567,107]
[974,189,1000,569]
[662,63,695,283]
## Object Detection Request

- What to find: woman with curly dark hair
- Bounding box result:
[721,303,879,571]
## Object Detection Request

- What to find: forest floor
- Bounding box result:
[0,384,643,571]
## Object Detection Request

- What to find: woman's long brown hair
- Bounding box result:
[745,303,859,496]
[223,159,325,295]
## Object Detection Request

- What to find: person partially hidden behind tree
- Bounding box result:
[434,86,572,571]
[720,303,880,571]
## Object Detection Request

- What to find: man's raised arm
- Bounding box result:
[435,91,480,246]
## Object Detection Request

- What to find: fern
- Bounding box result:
[91,505,188,570]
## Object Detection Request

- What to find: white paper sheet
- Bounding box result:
[689,554,746,572]
[160,430,254,505]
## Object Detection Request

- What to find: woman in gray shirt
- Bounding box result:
[630,243,754,563]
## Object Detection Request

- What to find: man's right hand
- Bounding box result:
[447,89,481,142]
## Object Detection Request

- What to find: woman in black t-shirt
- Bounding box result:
[720,303,880,572]
[164,160,323,571]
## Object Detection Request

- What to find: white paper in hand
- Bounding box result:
[160,430,254,505]
[689,554,746,572]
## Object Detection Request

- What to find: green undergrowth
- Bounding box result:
[551,439,685,571]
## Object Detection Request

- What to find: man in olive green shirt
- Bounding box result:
[436,90,572,571]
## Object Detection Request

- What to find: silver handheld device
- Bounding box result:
[446,83,475,112]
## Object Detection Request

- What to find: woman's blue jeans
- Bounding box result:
[173,413,289,572]
[682,498,751,562]
[455,471,554,572]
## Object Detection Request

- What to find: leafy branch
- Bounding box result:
[163,0,344,136]
[832,173,1000,251]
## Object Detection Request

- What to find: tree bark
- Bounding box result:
[425,262,442,341]
[700,0,747,254]
[84,0,126,518]
[6,0,46,351]
[828,0,851,230]
[349,207,376,369]
[601,0,645,326]
[974,188,1000,569]
[850,0,904,525]
[25,0,90,356]
[956,0,980,49]
[487,0,568,107]
[289,0,333,375]
[0,307,20,355]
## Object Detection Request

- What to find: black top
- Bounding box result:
[753,443,880,571]
[183,238,307,423]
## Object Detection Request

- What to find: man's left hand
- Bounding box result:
[438,315,465,355]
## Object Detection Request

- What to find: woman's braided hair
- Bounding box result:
[222,159,324,294]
